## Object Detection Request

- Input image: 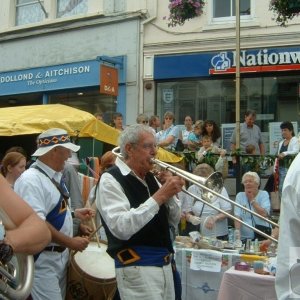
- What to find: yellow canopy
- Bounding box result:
[0,104,119,145]
[156,147,184,163]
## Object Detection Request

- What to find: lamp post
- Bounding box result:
[235,0,242,192]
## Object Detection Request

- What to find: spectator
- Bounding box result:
[112,112,124,131]
[156,111,180,150]
[94,112,104,121]
[0,152,26,188]
[184,164,231,240]
[187,120,203,151]
[149,115,161,133]
[136,113,149,125]
[202,120,221,147]
[230,109,265,155]
[234,171,271,242]
[275,121,299,197]
[182,115,193,148]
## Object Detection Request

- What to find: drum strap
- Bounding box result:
[115,246,172,268]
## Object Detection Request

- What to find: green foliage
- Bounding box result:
[269,0,300,26]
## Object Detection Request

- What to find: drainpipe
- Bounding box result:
[138,0,158,114]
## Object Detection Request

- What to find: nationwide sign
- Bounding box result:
[209,48,300,74]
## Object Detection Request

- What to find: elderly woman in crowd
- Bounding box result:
[184,163,231,240]
[1,151,26,188]
[234,171,271,242]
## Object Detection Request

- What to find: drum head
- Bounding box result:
[74,242,115,280]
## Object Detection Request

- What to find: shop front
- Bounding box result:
[0,55,126,125]
[154,46,300,141]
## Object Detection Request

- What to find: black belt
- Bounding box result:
[44,246,66,253]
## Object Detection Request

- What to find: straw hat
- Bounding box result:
[32,128,80,157]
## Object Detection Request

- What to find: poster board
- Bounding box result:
[269,122,298,155]
[221,123,235,152]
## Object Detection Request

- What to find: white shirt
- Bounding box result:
[14,160,73,244]
[96,157,181,240]
[276,152,300,299]
[185,185,231,237]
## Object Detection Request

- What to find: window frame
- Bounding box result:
[211,0,254,24]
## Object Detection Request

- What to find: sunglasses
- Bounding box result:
[142,120,148,124]
[165,117,173,120]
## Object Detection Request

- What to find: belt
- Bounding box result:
[115,246,172,268]
[44,246,66,253]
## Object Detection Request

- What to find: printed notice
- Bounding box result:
[190,249,222,272]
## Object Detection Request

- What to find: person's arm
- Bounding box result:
[259,142,265,155]
[1,175,51,254]
[251,191,270,218]
[282,137,300,156]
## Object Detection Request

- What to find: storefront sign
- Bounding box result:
[100,65,118,96]
[210,48,300,74]
[154,46,300,80]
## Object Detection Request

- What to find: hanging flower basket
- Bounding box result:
[167,0,205,27]
[270,0,300,26]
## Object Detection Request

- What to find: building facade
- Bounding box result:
[0,0,154,125]
[142,0,300,153]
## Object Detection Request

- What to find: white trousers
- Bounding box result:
[116,264,175,300]
[31,250,69,300]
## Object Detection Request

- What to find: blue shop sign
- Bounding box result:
[0,60,100,96]
[154,46,300,80]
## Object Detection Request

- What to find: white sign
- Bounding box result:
[269,122,298,155]
[190,249,222,272]
[221,123,236,152]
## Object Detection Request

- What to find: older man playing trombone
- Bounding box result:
[97,124,183,300]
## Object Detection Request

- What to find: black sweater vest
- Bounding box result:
[101,166,173,258]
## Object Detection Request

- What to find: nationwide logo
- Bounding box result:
[209,48,300,74]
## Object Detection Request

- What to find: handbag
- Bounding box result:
[254,224,272,241]
[175,139,185,152]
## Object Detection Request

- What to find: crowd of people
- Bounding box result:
[0,108,298,299]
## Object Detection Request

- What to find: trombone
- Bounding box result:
[112,147,278,243]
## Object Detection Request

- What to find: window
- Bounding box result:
[57,0,88,18]
[16,0,45,26]
[213,0,251,19]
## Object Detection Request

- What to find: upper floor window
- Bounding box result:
[16,0,45,26]
[213,0,251,19]
[57,0,88,18]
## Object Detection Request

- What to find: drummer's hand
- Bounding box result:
[74,208,95,221]
[79,223,93,236]
[70,236,89,252]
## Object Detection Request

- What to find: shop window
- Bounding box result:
[16,0,45,26]
[213,0,251,19]
[57,0,88,18]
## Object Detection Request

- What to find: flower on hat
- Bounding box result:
[166,0,205,27]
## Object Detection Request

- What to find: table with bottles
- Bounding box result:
[174,235,276,300]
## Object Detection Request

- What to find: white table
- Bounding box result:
[175,248,241,300]
[217,267,277,300]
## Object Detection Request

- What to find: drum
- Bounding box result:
[66,241,117,300]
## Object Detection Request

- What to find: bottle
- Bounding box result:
[228,228,234,244]
[254,238,259,253]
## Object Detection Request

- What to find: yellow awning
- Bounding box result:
[156,147,184,163]
[0,104,119,145]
